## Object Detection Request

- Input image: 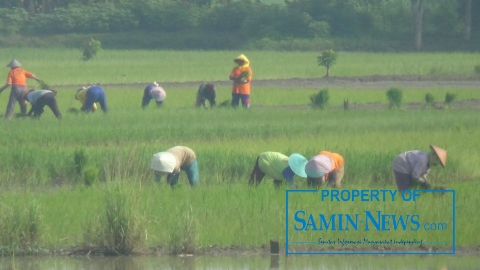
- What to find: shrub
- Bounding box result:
[83,166,99,187]
[386,87,403,109]
[310,88,330,110]
[82,37,102,61]
[424,93,435,108]
[474,65,480,76]
[317,50,338,77]
[444,92,457,109]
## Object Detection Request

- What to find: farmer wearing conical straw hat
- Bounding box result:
[229,54,252,108]
[195,83,216,108]
[142,82,166,108]
[392,145,447,192]
[0,59,42,119]
[75,84,108,113]
[305,151,345,188]
[249,152,308,188]
[150,146,199,187]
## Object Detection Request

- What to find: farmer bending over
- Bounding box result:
[150,146,199,187]
[249,152,307,189]
[305,151,345,188]
[392,145,447,192]
[229,54,252,109]
[195,83,216,108]
[0,59,42,119]
[24,89,62,119]
[142,82,166,108]
[75,85,108,113]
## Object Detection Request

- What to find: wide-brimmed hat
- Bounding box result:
[151,86,166,102]
[430,145,447,167]
[7,59,21,68]
[288,153,307,178]
[150,152,176,173]
[305,155,333,178]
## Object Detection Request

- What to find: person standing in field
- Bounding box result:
[229,54,252,108]
[24,89,62,119]
[249,152,307,188]
[195,83,216,108]
[0,59,42,119]
[305,151,345,188]
[142,82,166,108]
[150,146,199,187]
[392,145,447,192]
[75,85,108,113]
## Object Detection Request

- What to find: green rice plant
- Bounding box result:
[218,99,230,107]
[424,93,435,108]
[37,80,52,90]
[310,88,330,110]
[74,149,88,175]
[168,205,198,255]
[83,166,99,187]
[386,87,403,109]
[0,201,42,255]
[98,183,144,255]
[444,92,457,109]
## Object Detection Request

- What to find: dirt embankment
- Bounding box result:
[57,75,480,89]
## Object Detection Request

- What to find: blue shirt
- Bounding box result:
[142,84,157,107]
[27,90,52,104]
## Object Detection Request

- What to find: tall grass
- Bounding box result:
[0,200,42,255]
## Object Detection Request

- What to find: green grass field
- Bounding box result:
[0,49,479,85]
[0,50,478,255]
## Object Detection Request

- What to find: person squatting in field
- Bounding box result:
[75,85,108,113]
[305,151,345,188]
[150,146,199,187]
[249,152,307,188]
[24,89,62,119]
[392,145,447,192]
[195,83,216,108]
[0,59,42,119]
[142,82,166,108]
[229,54,252,109]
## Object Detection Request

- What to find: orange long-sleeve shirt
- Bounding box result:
[6,67,34,86]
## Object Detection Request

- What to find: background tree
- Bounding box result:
[317,49,338,77]
[411,0,424,51]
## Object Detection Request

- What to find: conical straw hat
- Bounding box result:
[430,145,447,168]
[6,59,21,68]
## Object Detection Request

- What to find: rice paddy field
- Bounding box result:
[0,49,479,258]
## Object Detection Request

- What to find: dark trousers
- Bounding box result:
[5,85,27,119]
[83,86,108,112]
[31,92,62,119]
[231,93,250,108]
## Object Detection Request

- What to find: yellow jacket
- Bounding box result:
[75,89,97,111]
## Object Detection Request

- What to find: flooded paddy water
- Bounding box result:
[1,254,479,270]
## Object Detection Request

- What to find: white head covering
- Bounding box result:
[150,152,176,173]
[150,86,166,101]
[305,155,333,178]
[153,81,159,87]
[7,59,21,68]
